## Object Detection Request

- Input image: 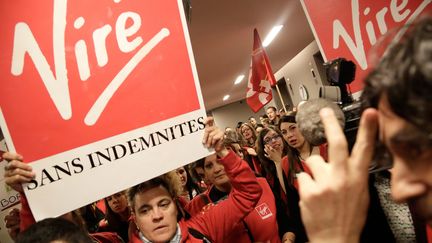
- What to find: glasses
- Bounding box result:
[264,134,281,144]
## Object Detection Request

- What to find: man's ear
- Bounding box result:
[128,212,139,239]
[131,210,137,224]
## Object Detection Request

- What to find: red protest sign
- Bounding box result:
[0,0,209,220]
[0,0,201,162]
[301,0,432,92]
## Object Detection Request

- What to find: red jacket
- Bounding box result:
[130,150,262,242]
[281,143,328,190]
[185,178,280,243]
[427,225,432,243]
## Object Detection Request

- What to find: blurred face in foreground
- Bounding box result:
[378,96,432,226]
[133,185,178,242]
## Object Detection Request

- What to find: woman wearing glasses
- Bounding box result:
[256,114,327,243]
[256,126,296,243]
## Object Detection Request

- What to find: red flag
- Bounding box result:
[246,29,276,113]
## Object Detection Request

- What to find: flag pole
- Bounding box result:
[274,84,287,113]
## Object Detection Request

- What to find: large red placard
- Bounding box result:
[0,0,200,162]
[301,0,432,92]
[0,0,209,220]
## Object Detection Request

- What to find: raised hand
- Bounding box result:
[202,117,229,158]
[264,144,282,164]
[297,108,378,243]
[3,152,35,193]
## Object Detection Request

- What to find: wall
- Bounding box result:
[274,40,326,106]
[210,41,327,128]
[210,100,262,130]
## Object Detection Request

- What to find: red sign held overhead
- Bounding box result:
[0,0,209,220]
[0,0,201,161]
[301,0,432,92]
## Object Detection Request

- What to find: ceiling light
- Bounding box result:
[234,75,245,85]
[262,25,283,47]
[223,95,230,101]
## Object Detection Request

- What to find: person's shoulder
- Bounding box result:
[185,191,211,216]
[90,231,124,243]
[281,156,289,172]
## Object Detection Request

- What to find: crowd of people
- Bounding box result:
[2,16,432,243]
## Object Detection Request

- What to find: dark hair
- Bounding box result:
[128,178,168,211]
[192,158,205,173]
[80,204,104,233]
[102,191,129,241]
[236,121,243,129]
[278,114,308,185]
[362,16,432,133]
[256,126,289,179]
[256,125,296,225]
[266,106,277,112]
[16,218,93,243]
[362,16,432,168]
[279,113,296,124]
[180,165,204,200]
[128,171,181,210]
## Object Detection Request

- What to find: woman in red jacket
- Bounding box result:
[278,114,327,190]
[255,126,297,243]
[256,114,327,243]
[98,191,131,242]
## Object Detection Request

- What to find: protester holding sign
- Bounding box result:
[127,117,262,242]
[2,155,125,243]
[185,153,280,243]
[2,117,262,242]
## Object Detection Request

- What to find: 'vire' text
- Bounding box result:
[333,0,431,70]
[10,0,170,125]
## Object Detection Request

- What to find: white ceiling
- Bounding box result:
[188,0,315,110]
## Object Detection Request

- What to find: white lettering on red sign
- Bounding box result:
[10,0,170,126]
[332,0,431,70]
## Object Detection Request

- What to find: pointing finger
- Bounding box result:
[320,108,348,168]
[304,155,327,183]
[350,108,378,174]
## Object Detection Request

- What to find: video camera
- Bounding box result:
[320,57,356,105]
[321,58,361,151]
